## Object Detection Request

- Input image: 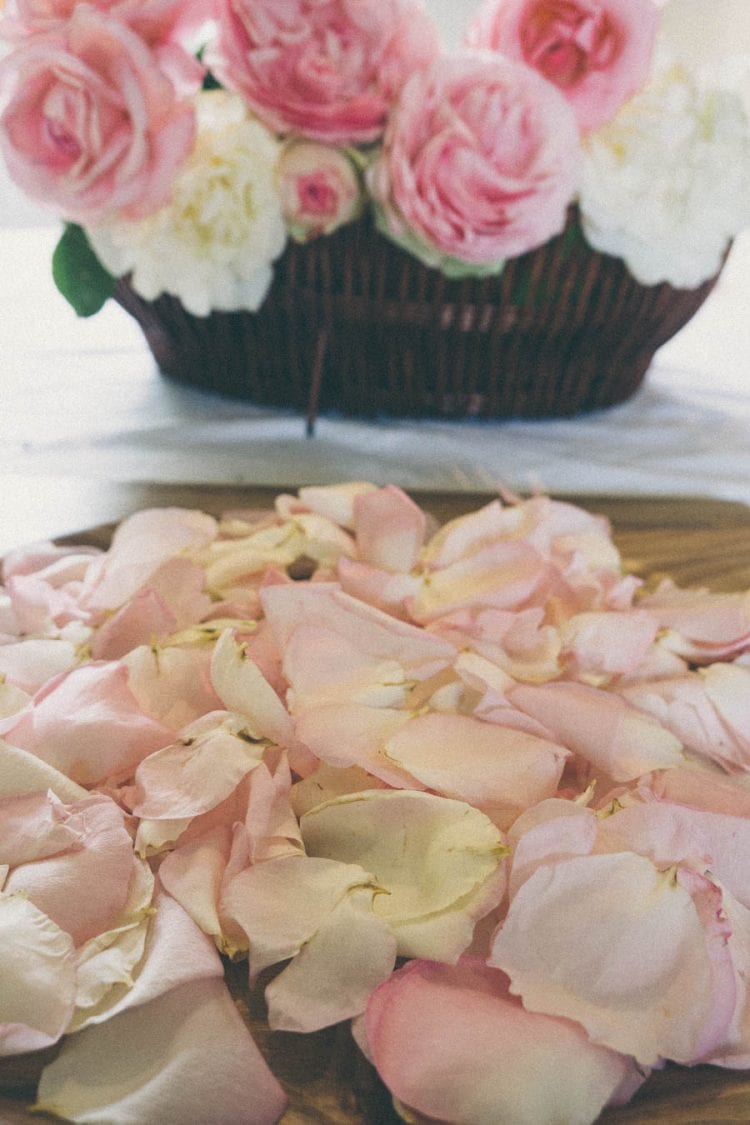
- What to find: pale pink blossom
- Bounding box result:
[206,0,439,144]
[466,0,659,131]
[1,1,207,92]
[0,6,196,223]
[360,957,648,1125]
[278,140,362,240]
[2,0,209,41]
[368,51,579,269]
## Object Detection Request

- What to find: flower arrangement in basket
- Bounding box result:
[1,0,749,420]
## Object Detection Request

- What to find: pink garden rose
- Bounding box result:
[277,140,362,240]
[2,0,206,37]
[206,0,440,144]
[466,0,660,131]
[0,5,196,223]
[368,52,580,269]
[0,0,209,92]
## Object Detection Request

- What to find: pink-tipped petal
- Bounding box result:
[363,957,647,1124]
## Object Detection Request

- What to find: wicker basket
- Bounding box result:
[113,208,721,428]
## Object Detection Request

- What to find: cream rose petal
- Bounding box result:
[265,887,397,1033]
[72,860,155,1027]
[74,887,224,1032]
[0,638,79,694]
[210,629,294,745]
[301,790,507,960]
[0,892,76,1056]
[292,482,378,528]
[35,976,287,1125]
[0,739,88,803]
[222,854,378,978]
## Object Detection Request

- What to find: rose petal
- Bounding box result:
[35,977,287,1124]
[301,789,507,960]
[362,957,647,1125]
[510,680,684,781]
[0,892,76,1056]
[384,711,568,819]
[266,887,397,1032]
[490,852,735,1065]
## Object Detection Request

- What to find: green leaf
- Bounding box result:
[52,223,115,317]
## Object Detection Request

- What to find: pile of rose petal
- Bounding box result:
[2,483,750,1125]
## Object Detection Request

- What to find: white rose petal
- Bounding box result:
[0,892,77,1055]
[579,60,750,288]
[88,91,287,316]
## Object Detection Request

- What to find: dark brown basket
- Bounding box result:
[113,208,721,427]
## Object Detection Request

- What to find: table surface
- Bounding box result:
[0,225,749,553]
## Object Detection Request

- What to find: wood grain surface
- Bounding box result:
[2,486,750,1123]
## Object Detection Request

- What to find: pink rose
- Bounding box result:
[466,0,660,131]
[1,0,210,93]
[2,0,212,41]
[206,0,440,144]
[277,140,362,240]
[0,6,196,223]
[368,52,580,268]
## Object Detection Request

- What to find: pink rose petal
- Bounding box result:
[362,957,647,1124]
[490,852,736,1065]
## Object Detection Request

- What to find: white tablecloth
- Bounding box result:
[2,227,749,509]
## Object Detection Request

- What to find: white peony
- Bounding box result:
[579,59,750,289]
[87,90,287,316]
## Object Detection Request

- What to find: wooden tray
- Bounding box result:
[2,487,750,1123]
